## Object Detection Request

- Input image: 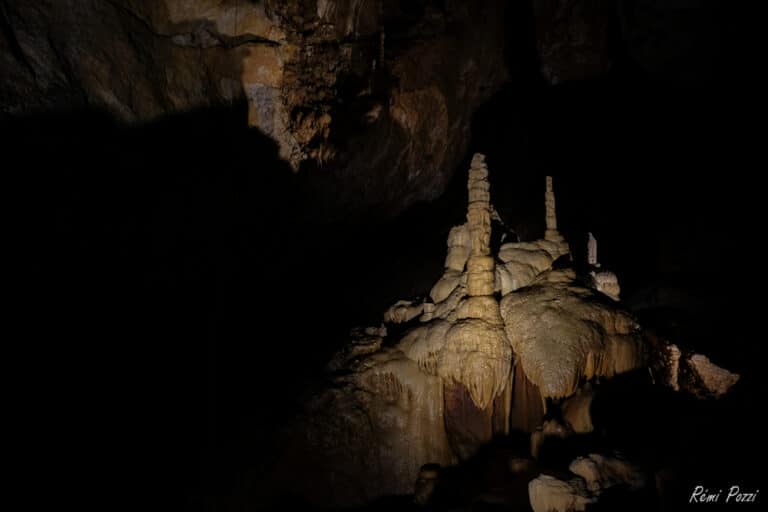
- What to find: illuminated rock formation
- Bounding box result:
[661,343,740,398]
[438,154,511,412]
[569,454,646,494]
[529,474,595,512]
[501,269,645,399]
[586,232,621,300]
[545,176,565,243]
[590,270,621,301]
[588,232,599,266]
[384,300,425,324]
[686,354,740,397]
[267,155,736,507]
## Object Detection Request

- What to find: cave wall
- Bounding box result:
[1,0,507,218]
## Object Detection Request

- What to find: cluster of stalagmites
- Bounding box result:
[271,154,739,508]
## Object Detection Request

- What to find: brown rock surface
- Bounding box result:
[0,0,506,218]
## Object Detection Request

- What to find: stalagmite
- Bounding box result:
[587,232,599,267]
[585,232,620,300]
[435,154,513,460]
[668,343,682,391]
[438,154,512,410]
[545,176,565,243]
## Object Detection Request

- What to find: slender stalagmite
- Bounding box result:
[544,176,565,242]
[438,154,512,456]
[463,153,501,322]
[588,232,599,267]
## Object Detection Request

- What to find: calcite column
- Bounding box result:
[544,176,565,242]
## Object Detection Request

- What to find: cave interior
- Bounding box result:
[5,0,764,510]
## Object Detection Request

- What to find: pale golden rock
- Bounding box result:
[687,354,740,398]
[384,300,425,324]
[444,224,471,271]
[456,296,503,324]
[500,269,645,399]
[529,475,595,512]
[590,270,621,301]
[430,270,465,304]
[398,320,453,375]
[466,270,496,296]
[438,319,512,410]
[545,176,566,243]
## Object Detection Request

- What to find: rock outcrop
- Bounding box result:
[569,454,646,494]
[529,474,595,512]
[265,157,663,506]
[660,343,740,398]
[500,269,645,399]
[0,0,506,218]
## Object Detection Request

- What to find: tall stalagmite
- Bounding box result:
[438,154,513,458]
[588,232,599,267]
[545,176,565,243]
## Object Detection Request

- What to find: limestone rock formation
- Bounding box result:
[529,474,596,512]
[656,342,740,399]
[686,354,740,397]
[265,155,739,507]
[569,454,646,494]
[495,239,569,295]
[500,269,645,399]
[587,232,599,267]
[529,454,645,511]
[0,0,506,218]
[437,154,511,411]
[544,176,566,243]
[384,300,425,324]
[591,270,621,301]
